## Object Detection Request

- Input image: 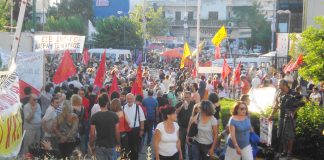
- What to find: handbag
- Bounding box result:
[188,114,200,137]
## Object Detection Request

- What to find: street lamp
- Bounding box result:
[117,11,126,48]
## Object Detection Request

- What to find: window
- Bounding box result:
[175,11,181,20]
[188,12,194,20]
[208,12,218,20]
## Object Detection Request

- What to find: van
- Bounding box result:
[88,48,131,63]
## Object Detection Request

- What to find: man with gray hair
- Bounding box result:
[123,93,146,160]
[21,94,42,154]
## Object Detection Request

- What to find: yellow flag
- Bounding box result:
[180,42,191,68]
[211,25,227,46]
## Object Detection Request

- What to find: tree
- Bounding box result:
[47,0,92,21]
[44,16,85,35]
[130,5,169,39]
[93,16,143,49]
[298,16,324,83]
[232,2,271,52]
[0,1,9,31]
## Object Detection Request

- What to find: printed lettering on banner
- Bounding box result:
[260,117,273,146]
[33,35,85,53]
[0,70,24,158]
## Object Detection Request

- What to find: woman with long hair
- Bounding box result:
[54,101,79,158]
[110,98,131,151]
[154,107,183,160]
[187,101,218,160]
[225,101,254,160]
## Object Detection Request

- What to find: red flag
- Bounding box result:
[289,54,303,71]
[215,45,221,59]
[109,73,120,96]
[131,64,143,96]
[233,62,242,84]
[94,50,106,88]
[82,48,90,66]
[192,66,197,78]
[52,50,77,84]
[283,59,294,73]
[221,58,232,81]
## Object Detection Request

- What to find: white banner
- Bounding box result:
[16,52,44,92]
[33,35,85,53]
[276,33,289,57]
[0,69,24,158]
[260,117,273,146]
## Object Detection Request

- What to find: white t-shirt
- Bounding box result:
[206,84,214,93]
[42,106,57,137]
[251,77,261,88]
[91,104,101,117]
[310,92,321,104]
[156,122,179,156]
[123,104,146,128]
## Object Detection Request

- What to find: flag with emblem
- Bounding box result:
[52,50,77,84]
[212,26,227,46]
[82,48,90,66]
[94,50,106,88]
[180,42,191,68]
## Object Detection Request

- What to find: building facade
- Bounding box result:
[276,0,303,33]
[93,0,130,19]
[302,0,324,30]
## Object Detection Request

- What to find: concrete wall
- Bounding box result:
[303,0,324,30]
[0,32,34,54]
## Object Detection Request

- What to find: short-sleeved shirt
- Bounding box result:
[142,97,158,120]
[42,106,57,137]
[167,92,177,107]
[90,111,119,148]
[156,122,179,156]
[23,103,42,129]
[123,103,146,128]
[227,117,251,149]
[195,116,218,145]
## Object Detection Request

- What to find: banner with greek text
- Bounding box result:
[0,69,24,158]
[16,52,44,93]
[33,35,85,53]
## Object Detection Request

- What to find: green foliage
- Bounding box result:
[232,2,271,52]
[219,98,235,131]
[44,16,85,35]
[93,16,143,49]
[298,16,324,83]
[295,102,324,136]
[130,5,169,39]
[0,0,10,31]
[47,0,92,21]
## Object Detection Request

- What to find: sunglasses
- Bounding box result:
[239,107,247,111]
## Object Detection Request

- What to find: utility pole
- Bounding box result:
[32,0,36,31]
[195,0,201,80]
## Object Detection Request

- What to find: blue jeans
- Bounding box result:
[191,141,212,160]
[95,146,118,160]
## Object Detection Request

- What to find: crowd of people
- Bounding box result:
[18,54,323,160]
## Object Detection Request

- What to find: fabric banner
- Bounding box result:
[16,52,44,93]
[260,117,273,146]
[33,35,85,53]
[0,69,24,158]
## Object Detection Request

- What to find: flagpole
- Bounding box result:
[195,0,201,82]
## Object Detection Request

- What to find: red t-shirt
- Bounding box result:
[82,97,90,121]
[241,79,251,94]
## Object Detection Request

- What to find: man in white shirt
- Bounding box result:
[42,97,60,149]
[68,77,84,89]
[123,93,145,160]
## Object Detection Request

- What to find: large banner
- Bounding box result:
[276,33,289,57]
[16,52,44,93]
[0,69,24,158]
[33,35,85,53]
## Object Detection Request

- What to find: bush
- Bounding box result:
[219,99,324,158]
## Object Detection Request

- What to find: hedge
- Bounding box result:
[219,98,324,159]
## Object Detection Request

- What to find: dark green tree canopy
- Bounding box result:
[93,16,143,49]
[232,2,271,52]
